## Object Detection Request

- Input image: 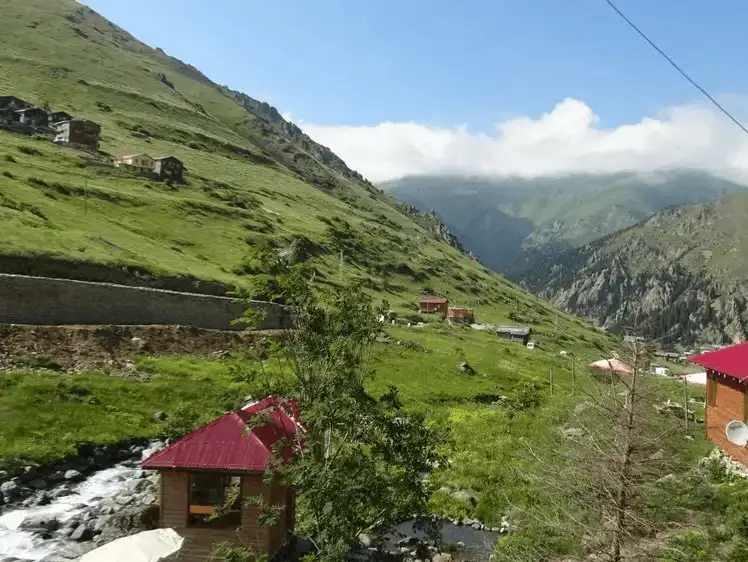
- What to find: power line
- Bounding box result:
[603,0,748,137]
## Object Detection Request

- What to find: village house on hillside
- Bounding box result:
[48,110,73,124]
[53,119,101,151]
[447,306,475,323]
[0,95,102,150]
[0,95,32,112]
[114,153,185,182]
[14,107,48,127]
[153,155,184,182]
[688,343,748,467]
[498,325,532,345]
[141,396,301,561]
[113,153,156,175]
[419,295,448,315]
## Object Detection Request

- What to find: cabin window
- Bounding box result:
[188,473,242,528]
[707,376,717,407]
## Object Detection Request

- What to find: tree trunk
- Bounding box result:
[609,344,640,562]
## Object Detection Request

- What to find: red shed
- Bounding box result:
[688,344,748,467]
[419,296,448,314]
[142,396,301,560]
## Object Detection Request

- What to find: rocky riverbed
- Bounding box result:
[0,441,165,561]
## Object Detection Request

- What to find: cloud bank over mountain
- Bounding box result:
[294,98,748,183]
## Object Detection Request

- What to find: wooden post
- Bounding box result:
[549,364,554,397]
[572,355,576,396]
[683,379,690,436]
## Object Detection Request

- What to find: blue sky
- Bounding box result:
[83,0,748,131]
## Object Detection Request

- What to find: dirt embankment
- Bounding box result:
[0,324,282,371]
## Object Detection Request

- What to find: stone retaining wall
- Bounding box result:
[0,273,287,331]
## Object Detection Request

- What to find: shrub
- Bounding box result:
[17,145,42,156]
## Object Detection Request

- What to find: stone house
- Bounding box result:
[48,110,74,124]
[0,95,32,111]
[141,396,301,561]
[153,155,185,182]
[113,153,156,175]
[15,107,48,127]
[53,119,102,151]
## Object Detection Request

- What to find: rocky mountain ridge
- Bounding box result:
[383,171,747,274]
[517,194,748,345]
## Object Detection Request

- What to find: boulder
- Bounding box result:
[28,478,47,490]
[70,523,93,541]
[432,554,453,562]
[458,361,476,375]
[1,480,20,499]
[48,470,66,483]
[450,489,477,507]
[64,469,83,481]
[19,514,60,533]
[563,428,584,440]
[35,491,51,506]
[95,504,159,544]
[115,493,133,506]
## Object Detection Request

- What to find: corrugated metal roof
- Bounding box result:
[141,396,301,472]
[420,296,447,303]
[497,325,531,336]
[687,343,748,383]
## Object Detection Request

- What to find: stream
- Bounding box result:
[0,465,140,562]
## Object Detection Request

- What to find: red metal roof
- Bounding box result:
[420,296,447,303]
[687,343,748,383]
[141,396,301,472]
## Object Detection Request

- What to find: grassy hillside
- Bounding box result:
[383,172,746,274]
[518,193,748,345]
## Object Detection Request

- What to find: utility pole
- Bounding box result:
[683,379,690,436]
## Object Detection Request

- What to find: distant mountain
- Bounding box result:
[517,193,748,345]
[383,171,747,274]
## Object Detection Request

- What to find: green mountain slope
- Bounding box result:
[383,172,746,274]
[518,193,748,345]
[0,0,598,337]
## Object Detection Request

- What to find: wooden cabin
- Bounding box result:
[447,307,474,323]
[419,296,448,314]
[688,344,748,466]
[141,396,301,561]
[497,325,532,345]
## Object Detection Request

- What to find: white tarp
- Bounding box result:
[680,372,707,386]
[80,528,183,562]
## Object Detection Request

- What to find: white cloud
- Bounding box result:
[293,98,748,184]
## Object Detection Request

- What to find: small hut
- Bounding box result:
[141,396,301,561]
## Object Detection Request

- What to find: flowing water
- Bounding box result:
[0,465,137,561]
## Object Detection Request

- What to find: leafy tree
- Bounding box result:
[217,258,447,561]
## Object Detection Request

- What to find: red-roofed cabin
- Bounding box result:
[688,344,748,466]
[420,296,448,314]
[447,307,474,323]
[141,396,301,561]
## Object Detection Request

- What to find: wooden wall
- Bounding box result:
[706,371,748,467]
[159,470,291,561]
